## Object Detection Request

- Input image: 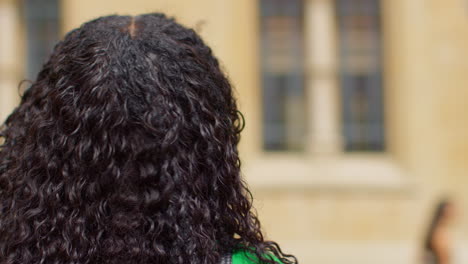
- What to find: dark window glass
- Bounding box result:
[24,0,60,80]
[260,0,306,151]
[336,0,385,151]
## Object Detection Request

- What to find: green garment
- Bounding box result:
[231,250,281,264]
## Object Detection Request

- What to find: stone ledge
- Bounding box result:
[242,154,417,193]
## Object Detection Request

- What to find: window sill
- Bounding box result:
[242,154,416,193]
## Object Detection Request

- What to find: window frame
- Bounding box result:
[241,0,412,192]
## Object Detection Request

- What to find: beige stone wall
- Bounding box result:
[255,0,468,262]
[0,0,22,123]
[257,0,468,262]
[1,0,468,263]
[425,0,468,239]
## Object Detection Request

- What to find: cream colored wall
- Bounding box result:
[253,0,468,263]
[424,0,468,238]
[0,0,22,123]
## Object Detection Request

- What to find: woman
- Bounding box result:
[0,14,297,264]
[423,199,457,264]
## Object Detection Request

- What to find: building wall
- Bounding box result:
[1,0,468,263]
[0,0,23,122]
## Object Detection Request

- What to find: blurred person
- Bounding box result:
[0,14,297,264]
[423,199,458,264]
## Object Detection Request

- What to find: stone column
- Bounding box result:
[305,0,342,155]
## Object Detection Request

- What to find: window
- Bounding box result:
[260,0,306,152]
[23,0,60,80]
[259,0,384,153]
[247,0,408,191]
[336,0,385,152]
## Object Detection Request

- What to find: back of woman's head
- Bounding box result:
[0,14,295,264]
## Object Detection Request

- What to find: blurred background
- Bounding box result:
[1,0,468,263]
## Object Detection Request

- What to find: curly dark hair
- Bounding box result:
[0,13,297,264]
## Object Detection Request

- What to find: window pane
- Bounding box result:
[24,0,60,80]
[260,0,306,151]
[336,0,385,151]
